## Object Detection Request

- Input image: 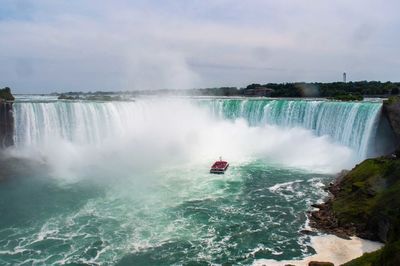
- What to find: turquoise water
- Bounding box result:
[0,97,383,265]
[0,161,329,265]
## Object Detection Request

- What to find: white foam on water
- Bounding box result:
[253,234,384,266]
[268,180,304,193]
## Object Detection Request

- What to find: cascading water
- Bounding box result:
[0,96,384,265]
[13,100,145,146]
[202,99,382,158]
[13,98,382,159]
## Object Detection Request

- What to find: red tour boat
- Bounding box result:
[210,157,229,174]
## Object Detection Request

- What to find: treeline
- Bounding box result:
[53,81,400,100]
[190,81,400,98]
[244,81,400,97]
[55,87,241,97]
[55,87,242,101]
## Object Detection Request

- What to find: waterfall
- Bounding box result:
[13,98,382,159]
[13,100,148,146]
[201,99,382,158]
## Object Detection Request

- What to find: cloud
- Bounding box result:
[0,0,399,93]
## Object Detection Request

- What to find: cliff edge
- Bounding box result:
[383,96,400,149]
[0,87,14,148]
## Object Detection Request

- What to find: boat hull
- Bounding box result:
[210,163,229,174]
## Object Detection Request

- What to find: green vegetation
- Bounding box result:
[329,93,363,101]
[331,156,400,266]
[345,241,400,266]
[242,81,400,98]
[344,249,383,266]
[384,95,400,105]
[0,87,14,101]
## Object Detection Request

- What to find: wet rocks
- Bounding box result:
[308,176,354,240]
[308,199,352,240]
[308,262,334,266]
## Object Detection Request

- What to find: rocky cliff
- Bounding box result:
[0,87,14,148]
[383,96,400,150]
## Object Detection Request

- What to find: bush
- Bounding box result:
[0,87,15,101]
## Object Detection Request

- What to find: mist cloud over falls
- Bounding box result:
[8,99,356,180]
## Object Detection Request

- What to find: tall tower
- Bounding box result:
[343,72,347,83]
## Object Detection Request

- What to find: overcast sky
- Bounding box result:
[1,0,399,93]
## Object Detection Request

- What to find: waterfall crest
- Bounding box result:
[13,98,382,159]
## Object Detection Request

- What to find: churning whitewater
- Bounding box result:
[0,96,383,265]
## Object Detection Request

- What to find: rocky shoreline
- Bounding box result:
[308,152,400,265]
[308,169,373,241]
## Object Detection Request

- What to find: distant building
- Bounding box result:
[343,72,347,83]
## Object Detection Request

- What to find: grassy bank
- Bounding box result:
[331,155,400,265]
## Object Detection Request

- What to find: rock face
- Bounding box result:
[0,87,14,148]
[0,102,14,148]
[383,96,400,150]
